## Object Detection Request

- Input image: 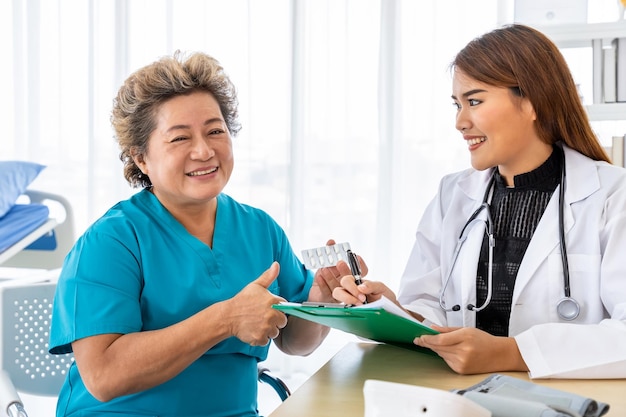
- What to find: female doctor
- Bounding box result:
[333,24,626,379]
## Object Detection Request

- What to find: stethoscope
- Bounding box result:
[438,149,580,321]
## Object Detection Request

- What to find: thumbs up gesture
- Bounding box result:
[225,262,288,346]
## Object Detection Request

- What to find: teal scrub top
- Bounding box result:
[49,190,313,417]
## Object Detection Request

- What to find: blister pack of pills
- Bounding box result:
[301,242,352,270]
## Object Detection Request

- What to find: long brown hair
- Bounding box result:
[452,24,610,162]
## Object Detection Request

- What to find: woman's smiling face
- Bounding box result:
[133,91,234,209]
[452,69,551,185]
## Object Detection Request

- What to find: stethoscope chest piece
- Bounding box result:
[556,297,580,321]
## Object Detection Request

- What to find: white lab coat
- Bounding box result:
[398,144,626,378]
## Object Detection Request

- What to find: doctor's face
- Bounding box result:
[134,91,234,210]
[452,69,551,185]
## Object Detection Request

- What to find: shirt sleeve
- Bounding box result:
[49,226,144,354]
[515,319,626,378]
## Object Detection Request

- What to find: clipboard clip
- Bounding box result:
[301,301,350,308]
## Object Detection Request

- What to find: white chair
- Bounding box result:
[0,278,72,417]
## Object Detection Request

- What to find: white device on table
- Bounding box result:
[363,380,491,417]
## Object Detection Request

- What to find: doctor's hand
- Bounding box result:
[332,277,397,306]
[414,326,529,375]
[308,239,369,303]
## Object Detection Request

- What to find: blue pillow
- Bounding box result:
[0,161,46,218]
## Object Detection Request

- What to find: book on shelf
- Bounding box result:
[618,37,626,102]
[593,38,603,104]
[612,135,626,168]
[273,295,438,352]
[603,40,617,103]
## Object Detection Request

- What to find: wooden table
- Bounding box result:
[269,342,626,416]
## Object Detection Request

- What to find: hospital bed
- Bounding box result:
[0,190,75,270]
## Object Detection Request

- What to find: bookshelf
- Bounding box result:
[534,20,626,121]
[534,21,626,48]
[532,20,626,165]
[586,102,626,121]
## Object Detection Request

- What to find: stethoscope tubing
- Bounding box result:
[438,148,580,320]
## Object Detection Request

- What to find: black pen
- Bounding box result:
[346,249,367,304]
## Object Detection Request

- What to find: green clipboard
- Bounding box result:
[273,297,439,352]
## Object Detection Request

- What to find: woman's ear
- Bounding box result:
[522,97,537,122]
[131,148,148,175]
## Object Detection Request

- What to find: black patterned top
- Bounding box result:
[476,146,562,336]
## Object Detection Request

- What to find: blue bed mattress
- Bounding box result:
[0,204,50,253]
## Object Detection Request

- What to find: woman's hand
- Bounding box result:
[307,239,369,303]
[226,262,288,346]
[332,275,398,306]
[414,326,528,374]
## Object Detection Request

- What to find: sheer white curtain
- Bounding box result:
[2,0,501,413]
[2,0,500,273]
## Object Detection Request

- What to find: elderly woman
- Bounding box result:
[49,51,355,416]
